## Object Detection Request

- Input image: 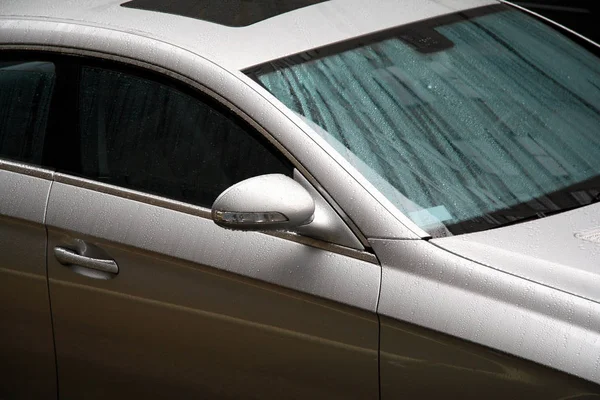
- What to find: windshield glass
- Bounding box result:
[247,5,600,237]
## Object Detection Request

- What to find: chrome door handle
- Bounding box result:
[54,247,119,274]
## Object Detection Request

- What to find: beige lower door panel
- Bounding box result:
[46,180,381,399]
[0,168,56,400]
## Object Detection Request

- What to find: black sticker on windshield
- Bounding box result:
[121,0,329,27]
[398,28,454,53]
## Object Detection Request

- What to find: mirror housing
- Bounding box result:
[211,174,315,231]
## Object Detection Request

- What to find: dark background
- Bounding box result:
[514,0,599,42]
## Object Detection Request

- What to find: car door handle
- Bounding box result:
[54,247,119,274]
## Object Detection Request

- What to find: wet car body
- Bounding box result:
[0,0,599,398]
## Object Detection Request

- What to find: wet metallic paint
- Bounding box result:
[0,167,57,399]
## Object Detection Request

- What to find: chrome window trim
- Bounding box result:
[54,173,212,219]
[54,172,378,264]
[0,158,54,180]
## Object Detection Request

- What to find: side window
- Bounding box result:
[0,61,55,164]
[72,66,292,207]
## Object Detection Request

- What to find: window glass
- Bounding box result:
[0,61,55,164]
[76,67,291,207]
[250,6,600,236]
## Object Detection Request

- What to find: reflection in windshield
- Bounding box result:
[248,5,600,236]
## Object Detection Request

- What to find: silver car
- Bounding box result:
[1,0,599,398]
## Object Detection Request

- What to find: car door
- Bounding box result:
[0,59,57,399]
[44,59,380,399]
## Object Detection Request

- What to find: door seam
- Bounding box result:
[377,313,382,400]
[376,256,383,400]
[43,178,60,399]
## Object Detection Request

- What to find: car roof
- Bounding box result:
[0,0,497,71]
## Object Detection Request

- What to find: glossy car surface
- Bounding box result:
[0,0,599,398]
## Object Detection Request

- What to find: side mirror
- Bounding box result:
[211,174,315,231]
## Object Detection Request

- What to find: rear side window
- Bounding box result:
[72,66,291,207]
[0,61,55,164]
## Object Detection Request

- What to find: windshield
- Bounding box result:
[246,5,600,237]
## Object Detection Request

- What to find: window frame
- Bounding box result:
[0,49,298,216]
[38,54,294,208]
[0,49,373,259]
[0,49,301,210]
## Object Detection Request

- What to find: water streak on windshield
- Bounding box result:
[248,5,600,236]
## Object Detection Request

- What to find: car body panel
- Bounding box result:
[373,237,600,386]
[0,0,599,396]
[381,316,600,398]
[0,161,56,399]
[0,0,497,70]
[433,202,600,304]
[45,177,380,398]
[47,177,380,310]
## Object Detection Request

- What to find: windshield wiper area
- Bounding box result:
[489,197,600,230]
[444,175,600,235]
